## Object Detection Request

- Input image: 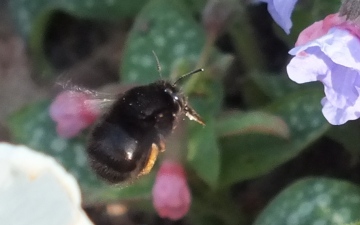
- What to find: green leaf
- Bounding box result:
[7,100,154,203]
[327,121,360,156]
[217,111,290,139]
[187,76,224,118]
[191,194,245,225]
[9,0,149,39]
[250,71,322,99]
[101,172,155,201]
[188,119,220,188]
[345,221,360,225]
[312,0,340,20]
[9,0,149,79]
[181,0,207,14]
[268,89,330,142]
[186,74,224,188]
[254,177,360,225]
[121,0,205,84]
[219,89,330,187]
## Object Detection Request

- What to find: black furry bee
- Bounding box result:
[87,68,204,183]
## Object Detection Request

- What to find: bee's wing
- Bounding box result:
[56,81,119,112]
[84,98,115,111]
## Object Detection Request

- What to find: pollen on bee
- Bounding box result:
[139,143,160,176]
[159,140,166,152]
[106,203,128,216]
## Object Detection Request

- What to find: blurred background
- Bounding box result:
[2,0,360,224]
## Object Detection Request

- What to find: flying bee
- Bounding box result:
[86,65,204,184]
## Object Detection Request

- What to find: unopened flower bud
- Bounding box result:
[202,0,235,38]
[49,91,100,138]
[152,160,191,221]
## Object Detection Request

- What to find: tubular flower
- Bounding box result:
[152,160,191,221]
[287,14,360,125]
[254,0,298,34]
[49,91,100,138]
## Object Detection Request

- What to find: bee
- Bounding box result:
[86,66,204,183]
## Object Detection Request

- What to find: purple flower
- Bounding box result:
[287,28,360,125]
[254,0,298,34]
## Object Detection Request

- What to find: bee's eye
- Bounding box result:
[170,93,183,109]
[164,88,172,94]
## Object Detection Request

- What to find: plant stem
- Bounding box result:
[184,33,216,95]
[229,13,266,72]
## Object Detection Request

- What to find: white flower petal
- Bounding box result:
[0,143,93,225]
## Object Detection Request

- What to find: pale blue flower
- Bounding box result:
[254,0,298,34]
[287,28,360,125]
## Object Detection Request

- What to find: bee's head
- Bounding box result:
[161,73,205,126]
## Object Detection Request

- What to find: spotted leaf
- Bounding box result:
[121,0,205,84]
[9,0,149,39]
[250,71,321,99]
[219,89,330,187]
[8,0,149,79]
[254,177,360,225]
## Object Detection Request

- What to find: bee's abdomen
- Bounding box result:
[87,121,151,183]
[88,155,131,183]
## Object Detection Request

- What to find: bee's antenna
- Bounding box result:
[173,68,204,86]
[152,50,162,79]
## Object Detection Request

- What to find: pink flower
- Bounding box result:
[287,14,360,125]
[295,13,346,46]
[49,91,101,138]
[152,160,191,221]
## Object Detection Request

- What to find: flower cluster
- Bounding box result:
[253,1,360,125]
[287,13,360,125]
